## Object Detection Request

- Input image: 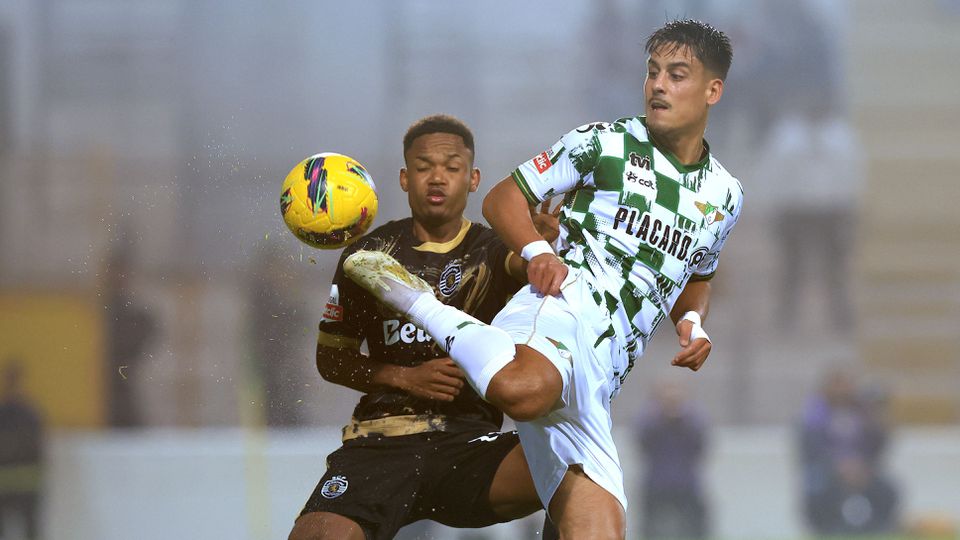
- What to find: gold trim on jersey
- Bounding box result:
[317,331,361,350]
[341,414,449,441]
[504,251,521,280]
[412,218,472,253]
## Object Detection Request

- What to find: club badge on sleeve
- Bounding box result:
[321,475,349,499]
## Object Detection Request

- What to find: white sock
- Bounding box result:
[408,294,516,397]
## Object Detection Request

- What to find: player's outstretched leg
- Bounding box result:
[342,250,434,313]
[344,249,515,395]
[343,250,559,420]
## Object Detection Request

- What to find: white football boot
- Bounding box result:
[343,250,433,313]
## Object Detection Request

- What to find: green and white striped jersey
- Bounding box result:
[512,116,743,381]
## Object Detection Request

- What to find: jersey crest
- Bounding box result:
[695,200,726,225]
[321,475,349,499]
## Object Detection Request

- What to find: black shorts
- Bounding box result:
[299,429,520,540]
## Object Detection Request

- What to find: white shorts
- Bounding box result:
[490,268,628,512]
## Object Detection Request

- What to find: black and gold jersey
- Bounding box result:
[318,217,522,433]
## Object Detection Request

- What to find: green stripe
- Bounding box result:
[511,170,541,205]
[655,273,678,302]
[619,285,645,323]
[634,243,664,271]
[655,173,680,212]
[675,214,697,233]
[582,212,600,232]
[621,192,650,211]
[593,155,625,192]
[571,186,596,214]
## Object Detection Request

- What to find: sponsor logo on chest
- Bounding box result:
[623,152,656,194]
[613,207,701,266]
[383,319,433,345]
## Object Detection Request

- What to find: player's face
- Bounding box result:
[400,132,480,228]
[644,44,723,139]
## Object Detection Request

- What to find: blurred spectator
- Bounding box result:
[247,244,309,426]
[798,369,900,535]
[103,244,157,427]
[635,380,710,540]
[748,2,861,333]
[759,109,864,331]
[581,0,637,120]
[0,360,44,540]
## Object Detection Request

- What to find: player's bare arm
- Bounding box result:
[669,279,713,371]
[483,177,567,296]
[316,343,464,402]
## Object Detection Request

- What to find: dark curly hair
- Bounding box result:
[646,19,733,80]
[403,114,475,162]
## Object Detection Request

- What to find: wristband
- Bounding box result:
[520,240,554,262]
[689,324,711,343]
[680,311,702,327]
[679,311,711,343]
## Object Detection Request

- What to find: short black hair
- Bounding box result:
[403,114,475,160]
[646,19,733,81]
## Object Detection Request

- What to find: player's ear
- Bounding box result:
[706,78,723,107]
[399,168,409,192]
[469,168,481,193]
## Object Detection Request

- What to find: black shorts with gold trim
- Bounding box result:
[298,416,519,540]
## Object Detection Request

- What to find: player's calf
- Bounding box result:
[550,466,626,540]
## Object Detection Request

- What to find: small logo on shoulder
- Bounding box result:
[321,475,349,499]
[533,151,552,173]
[321,284,343,322]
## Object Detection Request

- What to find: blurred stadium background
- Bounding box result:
[0,0,958,539]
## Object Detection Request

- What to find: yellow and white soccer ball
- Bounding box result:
[280,152,378,249]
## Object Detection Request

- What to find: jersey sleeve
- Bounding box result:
[511,122,612,205]
[692,179,744,280]
[317,246,369,350]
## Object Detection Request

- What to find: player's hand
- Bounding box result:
[671,319,712,371]
[527,252,568,297]
[531,199,562,244]
[395,357,465,402]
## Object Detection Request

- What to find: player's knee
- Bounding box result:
[487,364,561,422]
[500,398,551,422]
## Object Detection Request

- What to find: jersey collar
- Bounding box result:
[638,116,711,173]
[412,218,472,253]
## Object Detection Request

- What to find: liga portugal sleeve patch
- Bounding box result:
[533,151,552,173]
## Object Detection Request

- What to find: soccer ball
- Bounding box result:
[280,152,378,249]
